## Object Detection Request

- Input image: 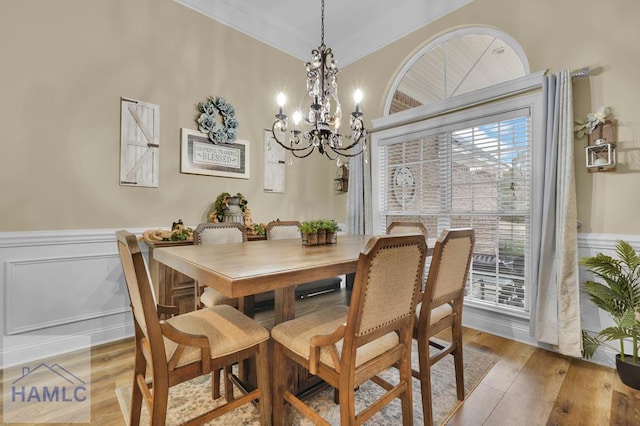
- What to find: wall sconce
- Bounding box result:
[334,164,349,192]
[585,140,616,170]
[586,119,617,173]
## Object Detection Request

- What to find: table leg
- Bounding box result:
[238,295,256,318]
[274,287,296,324]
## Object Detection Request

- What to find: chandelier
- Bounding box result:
[271,0,367,162]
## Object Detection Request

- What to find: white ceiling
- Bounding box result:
[173,0,474,66]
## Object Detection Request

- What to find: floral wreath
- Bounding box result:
[196,96,239,144]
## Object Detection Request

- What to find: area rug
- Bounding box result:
[116,341,495,425]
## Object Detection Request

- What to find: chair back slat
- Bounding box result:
[265,221,302,240]
[349,235,427,341]
[426,229,475,304]
[194,222,246,245]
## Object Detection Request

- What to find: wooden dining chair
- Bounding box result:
[271,234,428,425]
[115,230,271,426]
[193,222,247,310]
[265,220,302,240]
[387,221,428,237]
[192,222,248,399]
[414,228,474,426]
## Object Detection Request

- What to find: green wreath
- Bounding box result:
[196,96,239,144]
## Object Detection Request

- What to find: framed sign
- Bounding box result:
[180,128,250,179]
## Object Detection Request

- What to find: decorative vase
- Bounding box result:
[616,354,640,390]
[223,196,243,223]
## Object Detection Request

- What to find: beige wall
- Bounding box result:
[0,0,346,232]
[342,0,640,235]
[2,0,639,234]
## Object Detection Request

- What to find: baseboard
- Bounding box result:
[2,320,134,368]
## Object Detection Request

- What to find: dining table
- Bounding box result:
[153,233,373,395]
[153,233,372,324]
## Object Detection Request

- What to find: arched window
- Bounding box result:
[385,27,529,115]
[372,27,543,315]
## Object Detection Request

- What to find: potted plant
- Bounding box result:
[299,221,318,246]
[324,219,340,244]
[580,240,640,389]
[316,219,328,244]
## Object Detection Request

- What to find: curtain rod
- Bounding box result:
[571,67,591,77]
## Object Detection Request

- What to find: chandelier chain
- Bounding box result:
[320,0,325,45]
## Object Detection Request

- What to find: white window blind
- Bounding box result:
[377,108,531,312]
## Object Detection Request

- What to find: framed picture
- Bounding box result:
[180,128,250,179]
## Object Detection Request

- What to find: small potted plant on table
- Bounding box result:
[299,221,318,246]
[580,240,640,389]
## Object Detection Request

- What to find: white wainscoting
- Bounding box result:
[1,229,637,369]
[463,232,640,368]
[0,228,146,368]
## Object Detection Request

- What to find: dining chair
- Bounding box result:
[193,222,247,310]
[193,222,248,399]
[115,230,271,426]
[265,220,302,240]
[414,228,474,426]
[271,234,428,425]
[387,221,428,237]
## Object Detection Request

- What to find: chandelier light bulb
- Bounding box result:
[293,111,302,126]
[277,92,286,107]
[353,89,363,104]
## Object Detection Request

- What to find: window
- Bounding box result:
[372,90,543,315]
[385,27,529,115]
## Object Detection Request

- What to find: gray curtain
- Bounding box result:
[346,147,372,235]
[530,70,582,357]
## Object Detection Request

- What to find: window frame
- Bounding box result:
[371,74,545,317]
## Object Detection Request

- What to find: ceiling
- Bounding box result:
[173,0,474,66]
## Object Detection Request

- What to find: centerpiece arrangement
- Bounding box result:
[580,240,640,389]
[209,192,265,236]
[210,192,248,223]
[299,219,340,246]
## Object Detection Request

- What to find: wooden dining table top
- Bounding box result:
[153,233,373,299]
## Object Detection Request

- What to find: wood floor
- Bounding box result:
[3,289,639,425]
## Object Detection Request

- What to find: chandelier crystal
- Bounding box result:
[270,0,367,162]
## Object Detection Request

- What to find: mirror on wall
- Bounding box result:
[389,30,528,115]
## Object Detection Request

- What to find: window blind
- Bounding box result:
[377,107,531,312]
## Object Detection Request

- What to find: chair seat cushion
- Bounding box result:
[164,305,269,367]
[271,305,400,370]
[200,287,238,308]
[415,302,453,328]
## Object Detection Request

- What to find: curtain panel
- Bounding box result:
[530,70,582,357]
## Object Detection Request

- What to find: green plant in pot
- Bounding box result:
[298,221,318,246]
[323,219,340,244]
[580,240,640,389]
